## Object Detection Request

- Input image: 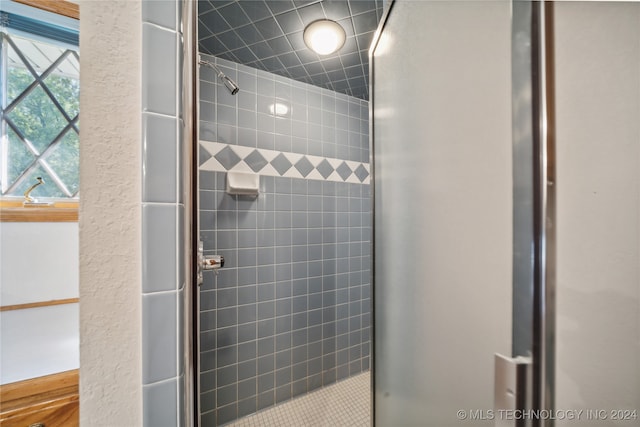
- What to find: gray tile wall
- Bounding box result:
[141,1,185,426]
[198,55,371,425]
[199,56,369,164]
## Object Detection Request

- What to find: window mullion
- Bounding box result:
[38,71,76,124]
[3,154,39,195]
[3,116,42,194]
[4,115,41,157]
[27,45,76,124]
[2,75,41,116]
[4,116,77,197]
[33,115,77,159]
[38,157,72,197]
[70,113,79,134]
[4,36,74,123]
[3,33,44,114]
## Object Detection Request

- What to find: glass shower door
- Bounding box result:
[370,1,513,425]
[370,2,640,426]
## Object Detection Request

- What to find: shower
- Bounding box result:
[193,1,382,425]
[198,56,239,95]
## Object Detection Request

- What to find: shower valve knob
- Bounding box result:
[202,255,225,270]
[197,240,225,284]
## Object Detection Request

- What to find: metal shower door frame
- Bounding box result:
[182,0,198,425]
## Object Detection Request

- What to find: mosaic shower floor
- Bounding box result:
[226,371,371,427]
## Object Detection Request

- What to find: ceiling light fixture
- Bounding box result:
[303,19,346,55]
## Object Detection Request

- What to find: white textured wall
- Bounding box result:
[1,304,79,384]
[79,1,142,425]
[0,222,78,305]
[0,223,79,383]
[554,2,640,424]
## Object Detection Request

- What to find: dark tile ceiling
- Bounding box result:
[198,0,384,100]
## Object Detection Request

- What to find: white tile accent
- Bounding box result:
[283,168,303,179]
[200,140,223,154]
[327,171,343,182]
[306,169,324,181]
[259,164,280,177]
[283,151,304,164]
[260,150,280,162]
[200,157,224,172]
[306,155,324,167]
[231,162,254,174]
[230,145,255,159]
[346,174,360,184]
[327,158,344,169]
[345,160,361,171]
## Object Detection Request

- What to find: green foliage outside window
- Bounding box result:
[1,32,80,199]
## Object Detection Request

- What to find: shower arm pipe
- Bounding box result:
[198,56,239,95]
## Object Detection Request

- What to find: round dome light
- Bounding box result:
[303,20,346,55]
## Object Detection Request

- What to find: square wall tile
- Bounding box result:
[143,292,177,384]
[142,23,177,115]
[143,204,177,293]
[143,379,178,427]
[143,113,177,203]
[143,0,177,30]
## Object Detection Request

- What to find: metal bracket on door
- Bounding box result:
[197,239,225,285]
[495,353,532,427]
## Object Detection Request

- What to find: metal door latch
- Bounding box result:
[197,240,225,285]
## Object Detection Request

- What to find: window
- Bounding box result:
[1,16,79,200]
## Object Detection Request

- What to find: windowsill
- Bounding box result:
[0,201,79,222]
[13,0,80,20]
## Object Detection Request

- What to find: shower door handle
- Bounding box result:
[196,239,225,285]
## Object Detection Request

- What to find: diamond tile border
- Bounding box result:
[200,141,370,184]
